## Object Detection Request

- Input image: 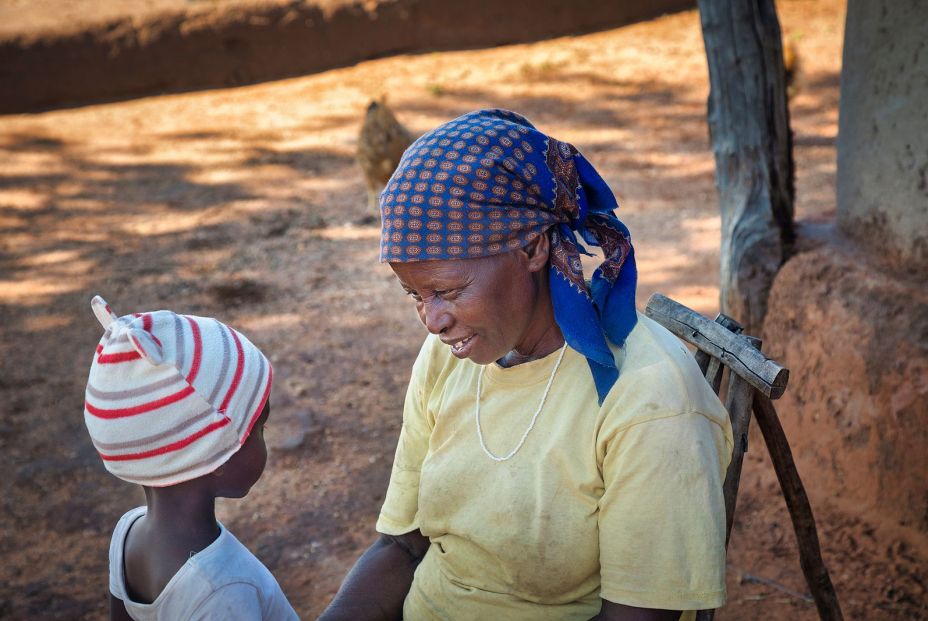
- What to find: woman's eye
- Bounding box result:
[404,288,457,302]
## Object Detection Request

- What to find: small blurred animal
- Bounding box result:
[357,99,414,210]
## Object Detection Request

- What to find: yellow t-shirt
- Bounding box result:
[377,313,733,621]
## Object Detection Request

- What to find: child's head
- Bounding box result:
[84,295,273,495]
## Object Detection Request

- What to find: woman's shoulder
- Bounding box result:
[602,312,728,426]
[613,312,694,373]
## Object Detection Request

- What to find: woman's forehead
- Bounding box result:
[390,254,508,287]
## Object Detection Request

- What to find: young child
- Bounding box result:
[83,296,299,620]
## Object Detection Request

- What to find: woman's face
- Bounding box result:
[390,239,554,365]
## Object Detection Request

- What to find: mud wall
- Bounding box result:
[763,243,928,532]
[762,0,928,536]
[836,0,928,273]
[0,0,694,114]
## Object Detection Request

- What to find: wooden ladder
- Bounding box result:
[644,294,843,621]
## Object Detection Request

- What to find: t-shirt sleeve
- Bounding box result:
[597,409,730,611]
[108,525,126,600]
[108,507,145,601]
[189,583,264,620]
[376,336,438,536]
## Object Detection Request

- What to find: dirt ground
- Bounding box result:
[1,0,925,619]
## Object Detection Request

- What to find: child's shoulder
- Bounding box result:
[188,524,277,586]
[112,506,148,536]
[180,525,296,617]
[108,506,147,565]
[108,506,147,602]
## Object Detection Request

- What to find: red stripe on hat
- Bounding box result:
[185,316,202,384]
[240,363,273,446]
[218,328,245,414]
[97,350,142,364]
[96,344,103,354]
[86,385,195,419]
[98,418,230,461]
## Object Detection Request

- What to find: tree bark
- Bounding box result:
[697,0,795,334]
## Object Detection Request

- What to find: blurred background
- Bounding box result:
[1,0,925,619]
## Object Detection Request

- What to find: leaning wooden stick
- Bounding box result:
[752,394,844,621]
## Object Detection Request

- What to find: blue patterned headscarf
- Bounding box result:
[380,109,637,404]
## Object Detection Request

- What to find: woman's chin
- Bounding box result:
[448,334,507,365]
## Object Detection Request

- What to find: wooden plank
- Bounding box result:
[645,293,789,399]
[753,394,844,621]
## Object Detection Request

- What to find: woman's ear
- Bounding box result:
[522,231,550,273]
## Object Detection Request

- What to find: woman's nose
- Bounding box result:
[420,299,452,335]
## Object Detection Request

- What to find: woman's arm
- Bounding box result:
[317,530,430,621]
[591,600,682,621]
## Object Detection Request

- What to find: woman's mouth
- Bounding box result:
[450,335,475,357]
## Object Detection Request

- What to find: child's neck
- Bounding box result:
[143,486,220,547]
[122,486,221,604]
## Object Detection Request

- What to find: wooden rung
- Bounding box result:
[695,314,739,375]
[644,293,789,399]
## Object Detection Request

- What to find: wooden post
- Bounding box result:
[753,394,844,620]
[697,0,795,334]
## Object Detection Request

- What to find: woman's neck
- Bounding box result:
[498,322,564,367]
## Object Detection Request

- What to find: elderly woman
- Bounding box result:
[320,109,733,621]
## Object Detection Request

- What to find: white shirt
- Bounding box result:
[109,507,299,620]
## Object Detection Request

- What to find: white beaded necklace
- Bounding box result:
[475,342,568,462]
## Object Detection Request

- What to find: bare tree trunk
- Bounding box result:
[698,0,795,334]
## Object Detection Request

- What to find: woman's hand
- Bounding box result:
[317,530,430,621]
[591,600,683,621]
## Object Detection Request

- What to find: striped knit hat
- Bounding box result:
[84,296,273,487]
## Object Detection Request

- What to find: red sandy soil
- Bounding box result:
[1,0,925,618]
